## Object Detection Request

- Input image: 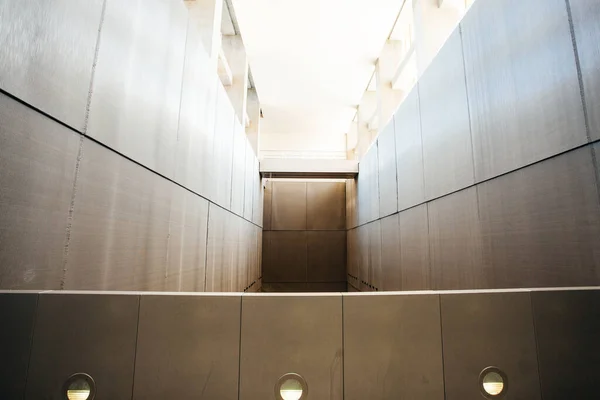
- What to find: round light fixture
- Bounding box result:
[63,373,95,400]
[275,373,307,400]
[479,367,507,398]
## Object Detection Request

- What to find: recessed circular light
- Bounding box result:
[63,373,95,400]
[479,367,507,398]
[275,373,307,400]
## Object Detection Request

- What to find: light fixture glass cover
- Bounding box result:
[275,373,307,400]
[479,367,506,397]
[64,373,95,400]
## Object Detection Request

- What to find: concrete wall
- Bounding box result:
[0,0,262,292]
[347,0,600,291]
[262,180,347,291]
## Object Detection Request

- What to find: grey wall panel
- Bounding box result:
[377,120,399,218]
[133,294,241,400]
[263,179,273,229]
[243,143,255,220]
[441,292,541,400]
[306,282,347,292]
[239,294,343,400]
[429,187,490,290]
[87,0,186,179]
[306,181,346,230]
[231,123,246,216]
[570,0,600,141]
[0,94,79,289]
[531,289,600,400]
[0,0,104,131]
[65,139,171,291]
[478,147,600,287]
[271,181,307,230]
[0,293,38,399]
[399,205,430,290]
[345,179,358,229]
[237,222,249,292]
[420,29,474,200]
[595,142,600,191]
[225,213,240,292]
[262,231,307,283]
[369,220,382,290]
[166,190,209,292]
[380,214,401,291]
[368,144,381,222]
[252,163,263,226]
[344,294,444,400]
[356,157,370,226]
[395,87,426,211]
[346,229,359,289]
[462,0,587,181]
[261,282,309,292]
[212,84,235,209]
[26,293,139,400]
[174,20,217,198]
[307,231,346,282]
[206,204,227,291]
[357,225,370,291]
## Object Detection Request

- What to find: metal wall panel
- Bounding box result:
[531,289,600,400]
[252,162,264,226]
[0,0,104,131]
[133,294,241,400]
[570,0,600,141]
[213,84,235,209]
[595,142,600,192]
[243,143,255,220]
[345,179,358,229]
[346,229,359,289]
[231,123,246,216]
[166,190,209,292]
[236,221,249,292]
[271,181,307,230]
[239,294,343,400]
[174,19,216,197]
[380,214,401,291]
[307,231,346,282]
[399,204,430,290]
[478,147,600,287]
[356,155,370,226]
[369,220,382,290]
[206,204,227,291]
[344,293,444,400]
[87,0,187,179]
[0,94,79,289]
[263,178,273,229]
[225,213,239,292]
[420,29,474,200]
[306,181,346,230]
[262,231,307,283]
[368,144,381,223]
[26,293,139,400]
[462,0,586,181]
[65,139,171,291]
[377,120,398,218]
[428,187,490,289]
[357,225,370,291]
[441,292,541,400]
[306,282,347,292]
[0,293,38,399]
[395,87,426,211]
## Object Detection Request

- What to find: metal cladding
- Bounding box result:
[262,181,347,291]
[0,0,263,292]
[0,289,597,399]
[347,0,600,292]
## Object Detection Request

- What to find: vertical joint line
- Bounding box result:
[565,0,591,142]
[438,295,447,400]
[22,293,41,398]
[60,137,84,290]
[203,204,211,292]
[83,0,107,135]
[175,16,190,143]
[458,24,478,184]
[529,293,545,397]
[237,295,244,400]
[130,296,142,400]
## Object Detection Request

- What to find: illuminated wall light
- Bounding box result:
[63,373,95,400]
[479,367,507,398]
[275,373,307,400]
